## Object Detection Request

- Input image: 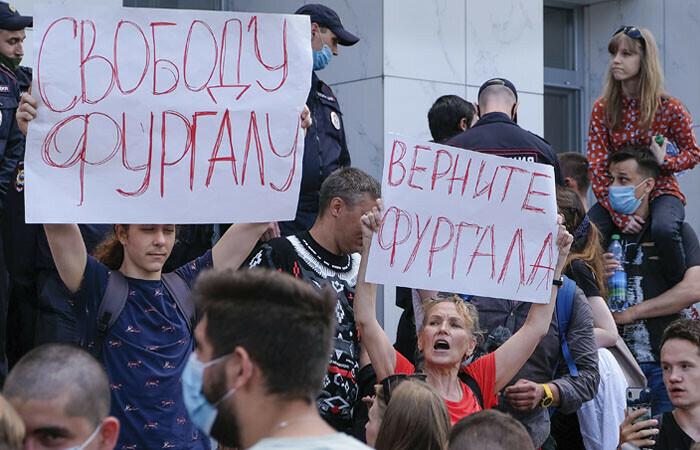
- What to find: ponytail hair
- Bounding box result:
[92,225,128,270]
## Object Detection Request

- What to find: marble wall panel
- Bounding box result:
[383,0,466,84]
[384,76,468,143]
[329,77,384,183]
[466,0,543,95]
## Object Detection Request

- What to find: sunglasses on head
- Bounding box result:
[379,373,427,405]
[613,26,646,49]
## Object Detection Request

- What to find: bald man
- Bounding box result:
[447,78,562,184]
[3,344,119,450]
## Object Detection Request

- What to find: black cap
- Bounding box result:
[478,78,518,101]
[295,3,359,46]
[0,2,31,30]
[0,2,34,31]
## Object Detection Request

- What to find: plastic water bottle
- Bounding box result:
[655,135,686,177]
[607,234,628,312]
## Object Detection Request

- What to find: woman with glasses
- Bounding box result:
[364,376,450,450]
[355,201,573,425]
[588,26,699,286]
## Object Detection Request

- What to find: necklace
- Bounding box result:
[269,414,318,435]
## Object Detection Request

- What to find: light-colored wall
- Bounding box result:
[584,0,700,232]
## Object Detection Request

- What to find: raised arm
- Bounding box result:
[21,92,87,293]
[355,200,397,381]
[44,224,87,293]
[492,218,572,393]
[212,222,269,271]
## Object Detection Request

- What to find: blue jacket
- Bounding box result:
[447,112,562,184]
[279,72,351,235]
[0,64,29,213]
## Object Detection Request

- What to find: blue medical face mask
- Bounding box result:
[313,33,332,70]
[182,352,236,436]
[64,424,101,450]
[609,178,650,215]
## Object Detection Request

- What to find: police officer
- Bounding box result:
[447,78,563,184]
[0,1,31,384]
[0,2,28,210]
[264,4,359,239]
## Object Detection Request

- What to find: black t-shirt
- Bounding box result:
[244,231,361,433]
[565,258,601,298]
[618,222,700,363]
[654,411,696,449]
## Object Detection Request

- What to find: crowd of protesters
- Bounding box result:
[0,1,699,449]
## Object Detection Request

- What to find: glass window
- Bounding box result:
[544,86,580,153]
[544,4,583,153]
[544,7,574,70]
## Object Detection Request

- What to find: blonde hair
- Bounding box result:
[420,294,482,342]
[601,27,666,131]
[375,379,451,450]
[0,395,24,450]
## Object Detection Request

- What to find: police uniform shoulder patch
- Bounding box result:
[330,111,341,130]
[14,161,24,192]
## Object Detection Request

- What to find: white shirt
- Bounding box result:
[247,433,371,450]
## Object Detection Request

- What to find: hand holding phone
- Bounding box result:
[620,387,658,449]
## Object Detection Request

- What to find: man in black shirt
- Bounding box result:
[245,167,380,434]
[619,319,700,449]
[591,146,700,417]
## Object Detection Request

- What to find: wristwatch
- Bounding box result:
[540,383,554,408]
[552,276,563,287]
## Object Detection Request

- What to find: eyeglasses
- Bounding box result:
[613,26,646,49]
[379,373,427,405]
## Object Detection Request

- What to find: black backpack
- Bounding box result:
[89,271,195,358]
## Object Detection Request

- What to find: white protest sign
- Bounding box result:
[26,5,311,223]
[366,134,559,304]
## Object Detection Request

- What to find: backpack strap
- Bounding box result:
[93,271,129,358]
[555,275,579,377]
[162,272,195,336]
[458,371,484,410]
[92,271,194,359]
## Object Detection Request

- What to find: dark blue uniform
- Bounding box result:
[0,64,26,205]
[0,63,29,382]
[447,112,563,184]
[279,72,351,236]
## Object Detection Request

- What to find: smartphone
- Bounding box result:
[626,387,652,424]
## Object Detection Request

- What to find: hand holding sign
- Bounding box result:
[17,88,36,136]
